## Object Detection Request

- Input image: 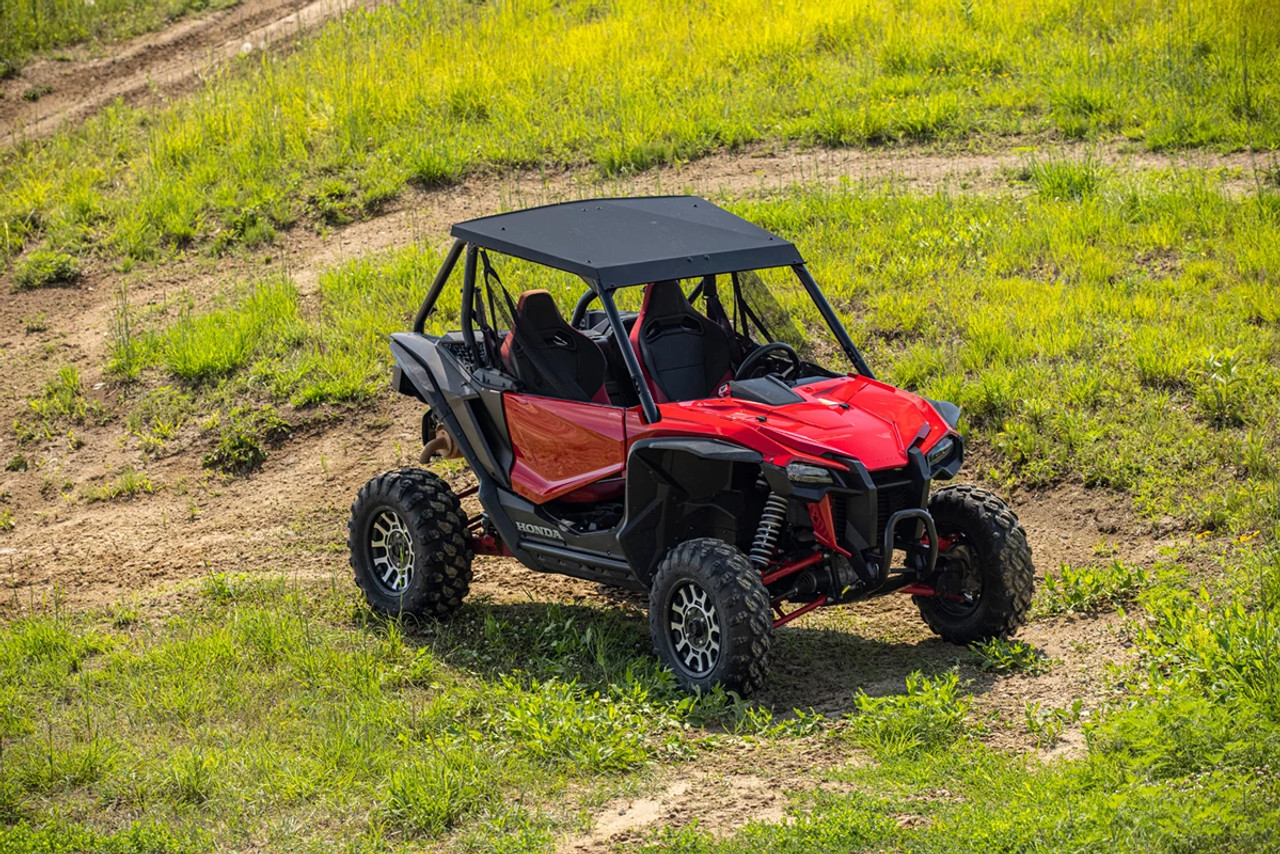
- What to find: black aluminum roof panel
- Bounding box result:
[450,196,803,289]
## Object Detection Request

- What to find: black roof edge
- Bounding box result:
[450,195,804,290]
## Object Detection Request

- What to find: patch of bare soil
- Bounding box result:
[559,739,861,852]
[0,0,370,142]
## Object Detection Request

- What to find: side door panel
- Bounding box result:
[504,394,627,503]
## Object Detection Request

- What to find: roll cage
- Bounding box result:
[411,197,875,424]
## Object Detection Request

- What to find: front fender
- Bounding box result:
[618,438,763,584]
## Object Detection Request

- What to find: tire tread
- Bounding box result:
[348,468,473,618]
[915,484,1034,643]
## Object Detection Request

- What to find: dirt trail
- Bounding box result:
[0,0,369,143]
[287,139,1265,295]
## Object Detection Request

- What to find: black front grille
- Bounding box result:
[876,484,917,540]
[871,467,920,546]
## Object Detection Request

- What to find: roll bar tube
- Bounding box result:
[600,287,661,424]
[791,263,874,380]
[412,239,466,334]
[459,244,481,364]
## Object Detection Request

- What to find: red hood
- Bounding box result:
[632,375,953,471]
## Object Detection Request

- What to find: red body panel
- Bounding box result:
[506,375,954,503]
[504,394,627,503]
[807,496,850,556]
[625,375,953,471]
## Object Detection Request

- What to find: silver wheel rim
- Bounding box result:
[369,509,415,594]
[667,580,722,676]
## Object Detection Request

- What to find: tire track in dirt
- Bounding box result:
[0,0,370,143]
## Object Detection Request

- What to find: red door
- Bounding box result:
[503,395,627,504]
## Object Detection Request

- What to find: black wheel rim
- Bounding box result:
[367,508,415,595]
[934,533,983,616]
[666,580,723,677]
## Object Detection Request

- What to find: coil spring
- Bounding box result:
[750,491,788,567]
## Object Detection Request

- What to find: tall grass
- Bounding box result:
[3,0,1278,264]
[0,0,241,72]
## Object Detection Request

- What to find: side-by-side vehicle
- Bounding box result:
[348,196,1034,695]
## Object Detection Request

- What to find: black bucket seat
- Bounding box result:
[500,290,609,404]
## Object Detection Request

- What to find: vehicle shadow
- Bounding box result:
[393,598,998,718]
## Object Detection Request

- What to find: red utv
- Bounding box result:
[348,196,1034,695]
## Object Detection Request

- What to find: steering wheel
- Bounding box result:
[569,288,598,328]
[734,342,801,381]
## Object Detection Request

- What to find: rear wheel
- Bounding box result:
[649,538,773,696]
[349,468,472,618]
[914,484,1034,644]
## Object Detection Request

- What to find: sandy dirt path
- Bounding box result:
[0,0,370,143]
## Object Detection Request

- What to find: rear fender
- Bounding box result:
[389,332,510,486]
[618,438,763,584]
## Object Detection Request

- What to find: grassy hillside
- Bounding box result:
[0,0,241,73]
[3,0,1279,266]
[72,167,1280,531]
[5,173,1280,849]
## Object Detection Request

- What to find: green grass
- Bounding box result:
[1035,560,1152,617]
[13,365,107,445]
[11,250,79,291]
[3,0,1279,265]
[83,465,157,502]
[199,404,288,473]
[0,576,761,851]
[0,0,242,74]
[969,637,1054,674]
[847,671,970,759]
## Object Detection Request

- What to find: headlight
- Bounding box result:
[786,461,834,484]
[926,437,955,467]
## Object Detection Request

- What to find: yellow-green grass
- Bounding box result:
[94,168,1280,531]
[3,0,1279,265]
[0,0,241,73]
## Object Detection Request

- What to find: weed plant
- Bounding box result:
[2,0,1278,264]
[848,671,970,758]
[83,466,157,502]
[969,637,1054,674]
[1036,560,1151,617]
[13,366,106,444]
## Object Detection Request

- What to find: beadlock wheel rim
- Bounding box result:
[667,580,722,677]
[369,509,415,595]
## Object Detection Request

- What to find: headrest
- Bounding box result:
[641,279,690,319]
[514,290,564,330]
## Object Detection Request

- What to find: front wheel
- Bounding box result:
[348,468,473,618]
[914,484,1034,644]
[649,538,773,696]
